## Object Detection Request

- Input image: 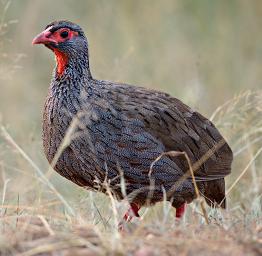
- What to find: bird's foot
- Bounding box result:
[176,203,186,218]
[118,203,140,231]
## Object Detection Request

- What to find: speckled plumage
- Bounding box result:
[39,21,233,210]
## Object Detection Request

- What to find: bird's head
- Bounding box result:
[32,20,90,77]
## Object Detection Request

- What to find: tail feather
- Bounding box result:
[203,178,226,208]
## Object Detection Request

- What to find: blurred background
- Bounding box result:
[0,0,261,216]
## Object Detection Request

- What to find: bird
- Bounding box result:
[32,20,233,226]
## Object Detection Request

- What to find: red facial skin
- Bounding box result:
[53,49,69,76]
[32,27,78,76]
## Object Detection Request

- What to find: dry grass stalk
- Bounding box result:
[0,126,75,217]
[225,147,262,199]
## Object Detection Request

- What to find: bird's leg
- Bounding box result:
[176,203,186,218]
[118,203,140,231]
[123,202,140,221]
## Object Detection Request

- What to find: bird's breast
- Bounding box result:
[42,91,74,164]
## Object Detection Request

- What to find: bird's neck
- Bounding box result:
[53,49,92,80]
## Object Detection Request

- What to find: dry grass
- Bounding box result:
[0,90,261,256]
[0,214,261,256]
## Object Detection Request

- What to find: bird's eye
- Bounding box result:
[60,30,69,38]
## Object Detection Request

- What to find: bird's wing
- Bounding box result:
[99,82,233,180]
[68,95,187,187]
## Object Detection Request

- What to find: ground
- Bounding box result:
[1,208,261,255]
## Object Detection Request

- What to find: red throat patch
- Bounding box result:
[53,49,68,76]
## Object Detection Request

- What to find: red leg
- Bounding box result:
[118,203,140,230]
[176,203,186,218]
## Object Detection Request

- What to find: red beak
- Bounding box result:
[32,28,57,45]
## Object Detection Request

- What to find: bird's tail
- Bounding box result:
[203,178,226,208]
